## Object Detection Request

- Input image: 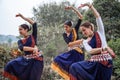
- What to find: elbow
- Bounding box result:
[19,46,23,51]
[85,48,93,54]
[68,42,72,47]
[81,15,83,19]
[96,13,100,18]
[79,15,83,19]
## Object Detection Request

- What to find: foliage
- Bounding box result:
[34,1,84,58]
[0,46,13,80]
[108,38,120,80]
[37,25,67,58]
[33,1,83,27]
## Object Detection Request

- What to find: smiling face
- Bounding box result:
[19,26,28,36]
[64,24,71,33]
[18,24,30,37]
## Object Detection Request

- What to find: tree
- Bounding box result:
[33,1,83,27]
[8,38,12,47]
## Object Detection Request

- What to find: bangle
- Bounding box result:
[101,47,104,52]
[104,47,107,51]
[102,47,107,51]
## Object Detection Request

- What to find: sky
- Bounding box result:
[0,0,93,36]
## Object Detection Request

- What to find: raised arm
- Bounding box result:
[89,4,105,35]
[78,3,100,18]
[16,13,37,44]
[16,13,35,25]
[65,6,83,32]
[79,3,103,33]
[65,6,83,19]
[90,5,100,18]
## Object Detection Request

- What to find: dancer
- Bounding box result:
[69,3,115,80]
[2,13,43,80]
[51,6,84,80]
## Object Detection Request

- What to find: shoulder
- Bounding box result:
[32,22,37,26]
[17,39,22,44]
[78,19,82,22]
[63,32,66,35]
[17,39,21,42]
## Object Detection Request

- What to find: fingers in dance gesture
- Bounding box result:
[16,13,34,24]
[78,2,92,8]
[65,6,73,10]
[65,6,83,19]
[16,13,23,17]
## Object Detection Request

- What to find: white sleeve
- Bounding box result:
[82,40,92,53]
[96,17,108,47]
[96,17,105,35]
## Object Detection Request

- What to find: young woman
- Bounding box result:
[69,3,115,80]
[2,13,43,80]
[51,6,84,80]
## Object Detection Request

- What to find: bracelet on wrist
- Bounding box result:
[102,47,107,51]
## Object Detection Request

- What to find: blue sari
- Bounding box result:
[51,19,84,80]
[69,32,113,80]
[3,23,43,80]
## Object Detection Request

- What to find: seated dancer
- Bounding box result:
[51,6,84,80]
[69,3,115,80]
[2,13,44,80]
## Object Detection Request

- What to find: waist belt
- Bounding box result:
[68,45,83,54]
[90,53,112,62]
[24,52,43,61]
[89,53,112,67]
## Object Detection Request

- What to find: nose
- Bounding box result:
[83,32,87,36]
[82,32,85,35]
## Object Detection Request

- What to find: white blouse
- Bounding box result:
[83,17,108,53]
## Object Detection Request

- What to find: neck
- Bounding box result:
[87,32,94,41]
[89,32,94,37]
[24,34,29,38]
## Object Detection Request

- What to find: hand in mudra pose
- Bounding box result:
[10,49,22,57]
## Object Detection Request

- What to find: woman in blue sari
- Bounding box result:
[2,13,43,80]
[51,6,84,80]
[69,3,115,80]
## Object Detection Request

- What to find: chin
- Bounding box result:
[84,35,87,37]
